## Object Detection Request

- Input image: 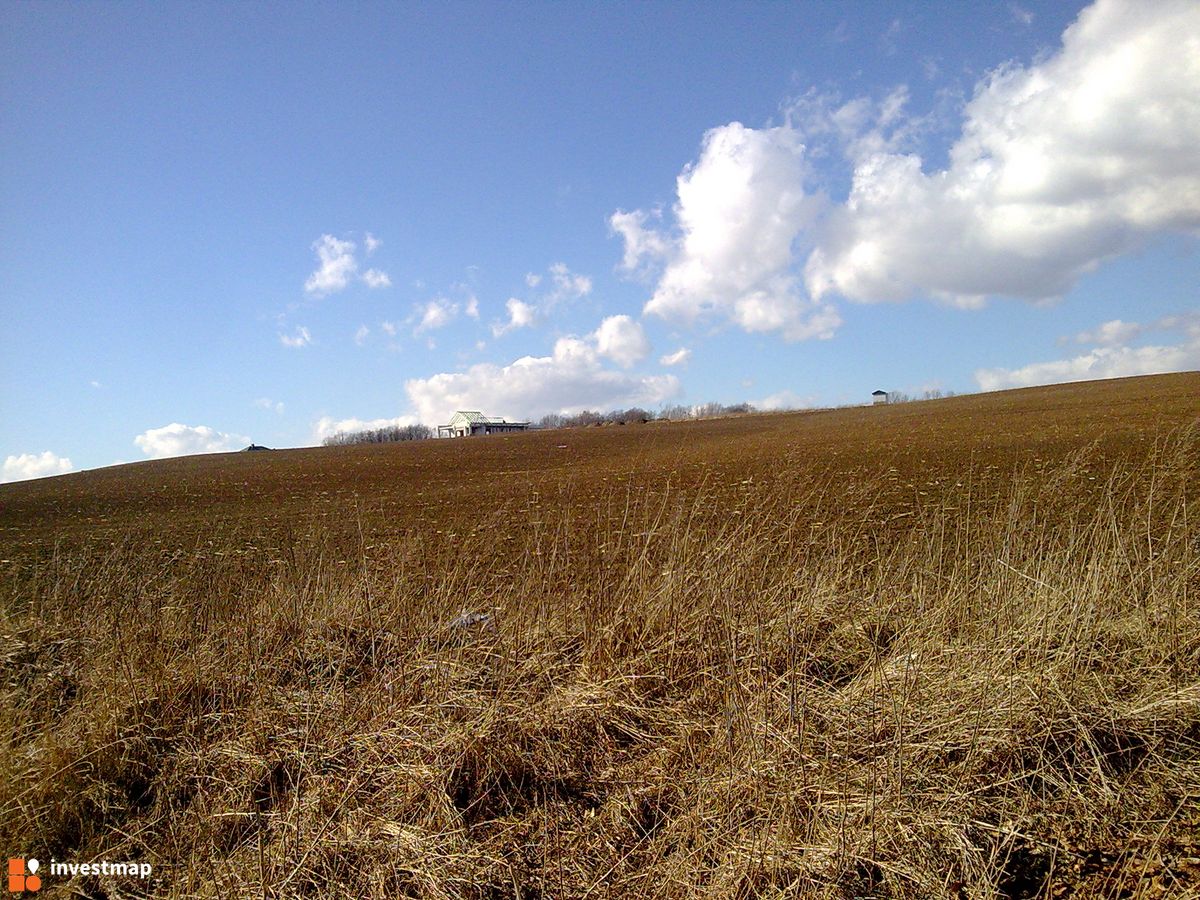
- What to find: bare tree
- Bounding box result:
[322,424,433,446]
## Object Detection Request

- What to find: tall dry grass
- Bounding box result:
[1,428,1198,898]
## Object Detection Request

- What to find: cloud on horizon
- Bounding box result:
[976,312,1200,391]
[405,325,677,425]
[134,423,247,459]
[1,451,73,483]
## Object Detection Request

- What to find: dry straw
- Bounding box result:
[1,426,1197,897]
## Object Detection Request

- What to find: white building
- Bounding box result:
[437,411,530,438]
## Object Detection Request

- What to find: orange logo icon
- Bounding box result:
[7,859,40,893]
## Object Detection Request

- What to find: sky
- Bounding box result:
[2,0,1198,481]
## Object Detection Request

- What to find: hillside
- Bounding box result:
[2,372,1198,898]
[4,372,1197,549]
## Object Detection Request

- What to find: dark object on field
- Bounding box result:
[242,444,273,452]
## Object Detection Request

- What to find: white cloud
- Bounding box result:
[659,347,692,367]
[2,451,73,483]
[977,312,1200,391]
[593,314,650,368]
[89,380,102,389]
[976,342,1200,392]
[609,209,670,273]
[381,321,398,337]
[134,424,246,459]
[303,234,390,295]
[494,264,594,333]
[620,122,839,342]
[1073,319,1143,346]
[492,298,537,337]
[280,326,312,348]
[1159,312,1200,339]
[414,297,459,334]
[304,235,358,296]
[465,295,480,319]
[313,414,420,443]
[1070,312,1200,346]
[405,334,679,425]
[354,324,369,345]
[361,269,391,289]
[805,0,1200,305]
[754,389,815,411]
[548,262,592,299]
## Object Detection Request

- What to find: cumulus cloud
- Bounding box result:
[610,209,671,273]
[548,262,592,300]
[381,321,398,337]
[414,297,460,335]
[1072,319,1144,346]
[659,347,692,367]
[489,265,593,335]
[976,342,1200,392]
[361,269,391,289]
[304,234,391,295]
[977,312,1200,391]
[1,451,73,483]
[615,122,839,342]
[280,326,312,348]
[593,314,650,368]
[465,295,480,319]
[312,415,420,443]
[134,424,246,459]
[805,0,1200,305]
[609,0,1198,342]
[406,335,678,425]
[305,235,359,296]
[354,324,369,345]
[754,389,815,411]
[492,298,537,337]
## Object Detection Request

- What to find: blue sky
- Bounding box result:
[2,0,1198,480]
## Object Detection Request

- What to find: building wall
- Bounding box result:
[440,420,530,437]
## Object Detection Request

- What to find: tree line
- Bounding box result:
[320,402,762,447]
[320,394,961,446]
[321,424,434,446]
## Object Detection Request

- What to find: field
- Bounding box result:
[2,372,1198,898]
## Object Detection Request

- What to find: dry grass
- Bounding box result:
[1,378,1199,898]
